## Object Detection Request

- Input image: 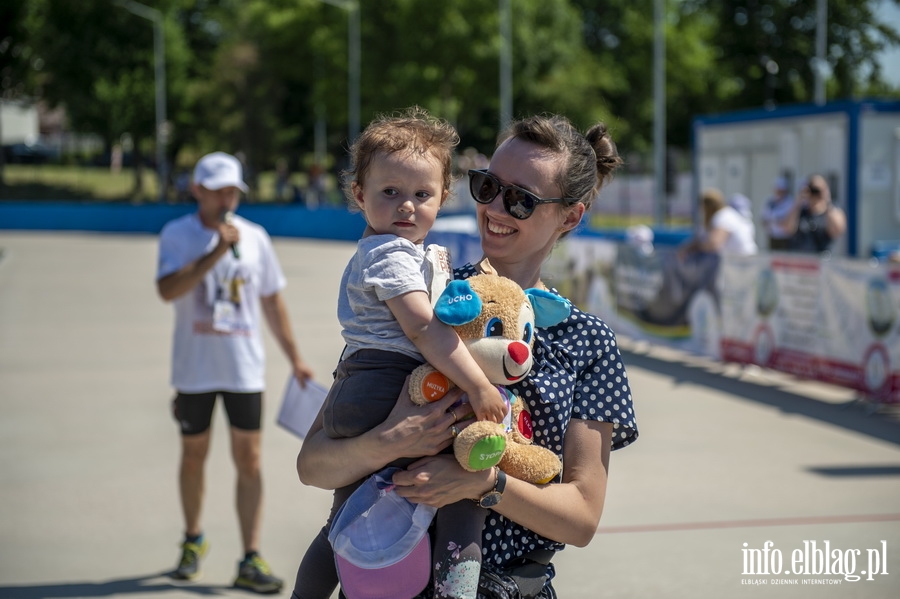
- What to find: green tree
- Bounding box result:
[198,0,607,175]
[0,0,43,184]
[572,0,746,161]
[686,0,900,109]
[10,0,900,198]
[25,0,193,198]
[341,0,610,154]
[0,1,39,102]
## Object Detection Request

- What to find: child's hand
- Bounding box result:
[468,384,508,424]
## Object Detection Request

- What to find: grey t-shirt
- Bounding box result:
[338,235,432,360]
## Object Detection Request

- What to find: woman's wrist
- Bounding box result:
[472,466,499,501]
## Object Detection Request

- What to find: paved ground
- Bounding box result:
[1,231,898,599]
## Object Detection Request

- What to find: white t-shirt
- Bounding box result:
[157,212,286,393]
[710,206,758,256]
[338,235,447,360]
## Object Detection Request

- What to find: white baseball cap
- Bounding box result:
[193,152,249,192]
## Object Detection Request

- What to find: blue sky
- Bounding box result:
[877,0,900,86]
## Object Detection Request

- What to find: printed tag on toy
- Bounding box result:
[500,387,514,432]
[423,244,453,307]
[212,300,238,332]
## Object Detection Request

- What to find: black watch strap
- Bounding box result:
[494,468,507,494]
[476,468,506,508]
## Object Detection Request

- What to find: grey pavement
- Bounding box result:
[1,231,898,599]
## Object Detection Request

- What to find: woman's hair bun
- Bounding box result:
[585,123,623,186]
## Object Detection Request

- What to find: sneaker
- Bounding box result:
[171,537,209,581]
[234,554,284,594]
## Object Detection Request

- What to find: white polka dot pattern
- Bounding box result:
[455,264,639,569]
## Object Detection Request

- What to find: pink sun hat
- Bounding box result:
[328,467,437,599]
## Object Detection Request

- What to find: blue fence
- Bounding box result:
[0,201,368,241]
[0,201,694,247]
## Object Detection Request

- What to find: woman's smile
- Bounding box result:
[484,214,517,236]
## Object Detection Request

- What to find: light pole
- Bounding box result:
[653,0,666,225]
[116,0,167,201]
[813,0,828,105]
[320,0,360,143]
[499,0,512,130]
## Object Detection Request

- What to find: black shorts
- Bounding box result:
[172,391,263,435]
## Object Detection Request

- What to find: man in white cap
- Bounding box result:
[761,176,794,250]
[156,151,314,593]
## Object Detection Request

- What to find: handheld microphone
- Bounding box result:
[223,211,240,259]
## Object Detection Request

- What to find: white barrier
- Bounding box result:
[428,228,900,404]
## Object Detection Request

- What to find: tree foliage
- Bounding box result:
[687,0,900,109]
[7,0,900,194]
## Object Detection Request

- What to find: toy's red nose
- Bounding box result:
[508,341,529,365]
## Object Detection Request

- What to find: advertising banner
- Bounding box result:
[720,254,900,402]
[819,259,900,401]
[720,254,824,380]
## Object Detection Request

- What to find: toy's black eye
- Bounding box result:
[522,322,533,344]
[485,317,503,337]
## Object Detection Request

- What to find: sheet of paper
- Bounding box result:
[276,376,328,440]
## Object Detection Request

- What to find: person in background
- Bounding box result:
[274,157,291,201]
[781,174,847,254]
[156,151,314,593]
[294,114,639,599]
[625,223,655,256]
[729,192,756,246]
[679,187,758,257]
[761,176,794,250]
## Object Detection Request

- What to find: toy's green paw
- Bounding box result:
[461,434,506,471]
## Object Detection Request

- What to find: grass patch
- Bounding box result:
[0,164,345,204]
[588,213,692,229]
[2,164,161,201]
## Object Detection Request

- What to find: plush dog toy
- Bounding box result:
[409,274,570,484]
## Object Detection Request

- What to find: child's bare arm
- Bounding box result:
[386,291,508,423]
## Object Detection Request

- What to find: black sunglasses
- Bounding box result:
[468,169,575,220]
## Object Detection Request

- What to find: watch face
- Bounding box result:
[479,491,502,508]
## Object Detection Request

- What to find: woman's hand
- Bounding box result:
[297,376,468,490]
[392,455,495,508]
[377,379,469,460]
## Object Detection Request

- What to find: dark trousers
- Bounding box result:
[291,348,486,599]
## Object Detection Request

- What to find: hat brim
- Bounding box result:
[329,467,436,599]
[335,534,431,599]
[198,176,248,192]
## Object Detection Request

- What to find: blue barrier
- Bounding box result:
[0,201,693,247]
[0,201,367,241]
[872,240,900,261]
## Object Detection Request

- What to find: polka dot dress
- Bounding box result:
[456,264,639,570]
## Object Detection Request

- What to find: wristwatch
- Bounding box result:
[476,468,507,508]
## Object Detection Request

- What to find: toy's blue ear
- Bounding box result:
[434,280,483,326]
[525,288,571,327]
